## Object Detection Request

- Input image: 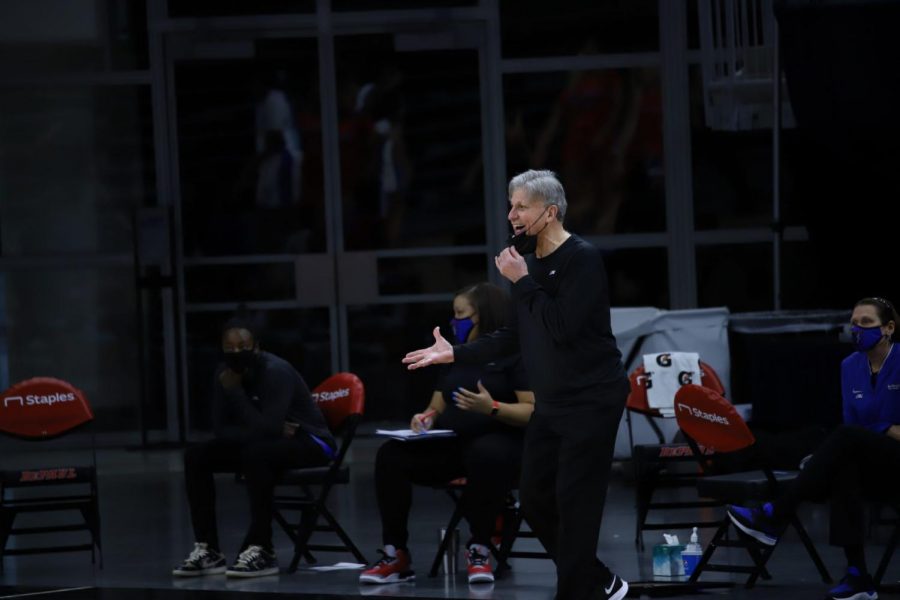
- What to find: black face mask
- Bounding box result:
[223,349,258,374]
[507,206,550,255]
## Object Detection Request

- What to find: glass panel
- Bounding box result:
[347,302,449,422]
[687,0,702,50]
[334,34,485,250]
[500,0,658,58]
[697,243,773,311]
[602,247,669,308]
[334,0,475,9]
[377,255,487,296]
[0,267,139,432]
[782,241,820,310]
[0,86,155,256]
[0,0,148,73]
[167,0,315,17]
[175,38,325,257]
[185,308,331,431]
[503,68,665,235]
[185,263,295,303]
[689,64,775,229]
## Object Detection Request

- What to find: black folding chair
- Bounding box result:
[428,479,551,578]
[272,372,367,572]
[674,384,830,589]
[0,377,102,571]
[627,360,727,550]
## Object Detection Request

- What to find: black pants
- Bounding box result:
[184,435,329,551]
[776,424,900,547]
[374,431,523,550]
[710,424,830,473]
[519,385,628,600]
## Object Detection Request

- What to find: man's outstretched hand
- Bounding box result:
[402,326,454,370]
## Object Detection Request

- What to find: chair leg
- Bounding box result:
[875,521,900,586]
[633,471,654,552]
[791,514,832,583]
[273,508,298,544]
[288,507,320,573]
[0,509,13,574]
[79,506,96,565]
[429,505,465,578]
[688,519,728,583]
[742,543,775,588]
[493,507,520,578]
[317,505,367,564]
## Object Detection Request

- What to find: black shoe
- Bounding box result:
[601,572,628,600]
[225,545,279,578]
[172,542,227,577]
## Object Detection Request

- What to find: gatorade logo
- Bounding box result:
[656,353,672,367]
[678,371,694,385]
[676,402,730,425]
[4,393,76,408]
[313,388,350,402]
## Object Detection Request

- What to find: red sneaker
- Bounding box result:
[466,546,494,584]
[359,549,415,584]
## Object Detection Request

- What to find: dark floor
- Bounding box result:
[1,435,899,599]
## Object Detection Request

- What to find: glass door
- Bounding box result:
[165,30,337,434]
[163,16,497,432]
[332,26,495,421]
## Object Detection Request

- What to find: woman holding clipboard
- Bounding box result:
[360,282,534,586]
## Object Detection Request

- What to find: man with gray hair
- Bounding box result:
[404,170,629,600]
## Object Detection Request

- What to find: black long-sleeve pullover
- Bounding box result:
[212,351,335,447]
[454,234,625,413]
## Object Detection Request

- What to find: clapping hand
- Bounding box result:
[452,381,493,415]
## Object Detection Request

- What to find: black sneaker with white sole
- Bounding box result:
[601,572,629,600]
[225,545,279,578]
[172,542,227,577]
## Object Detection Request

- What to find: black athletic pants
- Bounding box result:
[184,436,330,551]
[519,383,628,600]
[374,431,523,550]
[775,424,900,547]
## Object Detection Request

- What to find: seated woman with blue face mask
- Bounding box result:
[359,282,535,586]
[728,297,900,600]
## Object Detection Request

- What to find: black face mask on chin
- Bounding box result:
[507,206,550,255]
[223,349,258,374]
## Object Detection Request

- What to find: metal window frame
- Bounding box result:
[0,0,797,439]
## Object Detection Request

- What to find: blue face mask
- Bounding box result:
[851,325,884,352]
[450,317,475,344]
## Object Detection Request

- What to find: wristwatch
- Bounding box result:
[490,400,500,418]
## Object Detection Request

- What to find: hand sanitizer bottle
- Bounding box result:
[682,527,703,577]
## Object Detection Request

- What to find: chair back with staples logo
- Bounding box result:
[0,377,102,570]
[0,378,93,439]
[674,384,754,453]
[626,359,728,550]
[311,372,364,432]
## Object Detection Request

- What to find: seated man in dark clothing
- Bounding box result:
[173,316,336,578]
